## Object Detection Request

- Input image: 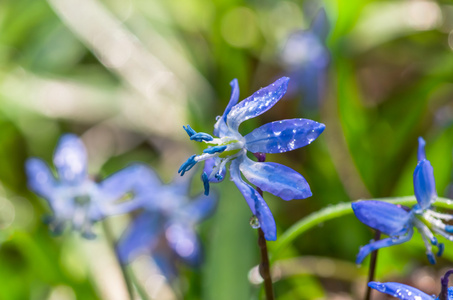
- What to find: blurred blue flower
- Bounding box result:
[352,137,453,264]
[280,8,330,109]
[178,77,325,241]
[116,171,217,281]
[26,134,147,238]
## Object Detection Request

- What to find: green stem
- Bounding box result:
[271,196,453,262]
[102,221,135,300]
[127,266,151,300]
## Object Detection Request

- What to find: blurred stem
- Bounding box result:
[253,152,274,300]
[271,196,453,262]
[102,221,135,300]
[127,267,151,300]
[364,230,381,300]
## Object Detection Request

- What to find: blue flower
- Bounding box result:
[368,282,440,300]
[352,137,453,264]
[280,9,330,109]
[178,77,325,241]
[116,172,217,280]
[26,134,147,238]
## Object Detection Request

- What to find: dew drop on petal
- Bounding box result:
[249,215,260,229]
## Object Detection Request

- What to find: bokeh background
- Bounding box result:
[1,0,453,299]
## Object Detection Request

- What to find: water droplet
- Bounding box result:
[249,215,260,229]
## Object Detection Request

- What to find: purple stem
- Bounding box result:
[364,230,381,300]
[439,270,453,300]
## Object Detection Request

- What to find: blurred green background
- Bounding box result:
[0,0,453,299]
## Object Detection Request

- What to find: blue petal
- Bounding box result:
[230,159,276,240]
[53,134,88,185]
[214,79,240,137]
[180,193,218,223]
[311,8,330,41]
[239,156,312,200]
[418,137,427,162]
[224,79,240,122]
[203,158,226,183]
[244,118,325,153]
[25,158,57,199]
[368,282,433,300]
[98,163,161,202]
[356,228,413,264]
[165,223,202,266]
[352,201,411,235]
[116,211,160,264]
[413,160,437,211]
[226,77,290,131]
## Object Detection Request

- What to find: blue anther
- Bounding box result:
[437,243,445,257]
[190,132,214,142]
[427,253,436,265]
[203,145,227,154]
[178,155,197,176]
[431,236,438,246]
[215,173,223,181]
[445,225,453,233]
[202,172,210,196]
[183,125,196,137]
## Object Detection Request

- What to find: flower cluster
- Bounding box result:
[116,173,217,280]
[352,137,452,264]
[178,77,325,240]
[26,134,148,238]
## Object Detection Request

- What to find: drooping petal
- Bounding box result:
[214,79,240,137]
[230,159,276,240]
[244,118,325,153]
[239,156,312,200]
[368,281,434,300]
[25,158,57,199]
[254,195,277,241]
[165,223,202,267]
[53,134,88,185]
[116,211,161,264]
[310,8,330,41]
[418,137,427,162]
[98,163,161,203]
[413,160,437,211]
[356,228,413,264]
[352,201,411,235]
[226,77,290,131]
